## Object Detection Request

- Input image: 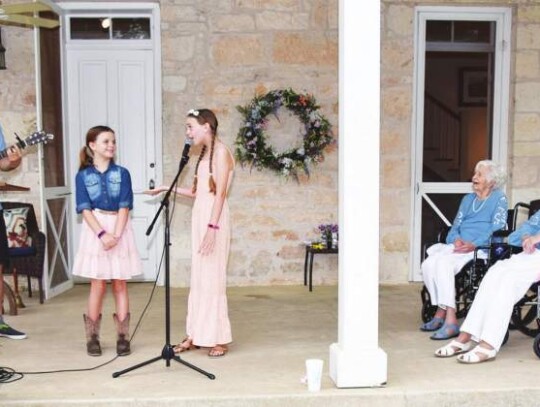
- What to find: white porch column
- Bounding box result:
[329,0,387,388]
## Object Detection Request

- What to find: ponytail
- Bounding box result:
[79,145,94,171]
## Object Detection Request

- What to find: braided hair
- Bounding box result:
[79,125,114,171]
[188,109,218,195]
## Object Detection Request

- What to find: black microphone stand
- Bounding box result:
[112,151,215,380]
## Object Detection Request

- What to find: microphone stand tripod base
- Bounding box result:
[112,152,214,380]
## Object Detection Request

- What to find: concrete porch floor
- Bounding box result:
[2,283,540,406]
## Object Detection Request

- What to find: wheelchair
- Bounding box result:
[464,200,540,356]
[420,200,540,324]
[420,233,513,324]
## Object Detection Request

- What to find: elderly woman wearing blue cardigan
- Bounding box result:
[421,160,508,340]
[435,209,540,363]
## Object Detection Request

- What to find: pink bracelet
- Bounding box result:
[208,223,220,230]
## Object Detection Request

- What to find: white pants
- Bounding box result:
[460,249,540,351]
[422,243,476,309]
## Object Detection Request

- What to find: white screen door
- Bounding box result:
[66,48,161,281]
[410,7,511,281]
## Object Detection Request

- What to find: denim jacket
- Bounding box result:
[75,163,133,214]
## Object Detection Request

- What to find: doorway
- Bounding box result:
[410,7,512,281]
[61,3,163,282]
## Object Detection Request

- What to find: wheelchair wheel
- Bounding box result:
[455,261,477,319]
[420,286,437,323]
[533,334,540,359]
[511,286,540,338]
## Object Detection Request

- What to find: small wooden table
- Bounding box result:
[304,245,338,292]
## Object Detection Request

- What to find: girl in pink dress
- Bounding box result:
[73,126,142,357]
[147,109,234,357]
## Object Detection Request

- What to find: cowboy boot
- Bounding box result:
[83,314,102,356]
[113,313,131,356]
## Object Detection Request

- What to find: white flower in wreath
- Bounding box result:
[296,148,305,156]
[187,109,199,116]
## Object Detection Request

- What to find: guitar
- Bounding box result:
[0,131,54,160]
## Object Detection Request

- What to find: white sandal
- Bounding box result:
[457,345,497,364]
[434,340,474,358]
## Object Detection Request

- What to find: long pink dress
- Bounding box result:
[186,154,233,347]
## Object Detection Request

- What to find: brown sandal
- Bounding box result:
[208,345,228,358]
[173,337,198,354]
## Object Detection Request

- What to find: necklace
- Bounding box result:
[472,194,490,213]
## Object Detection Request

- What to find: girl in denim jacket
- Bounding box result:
[73,126,142,357]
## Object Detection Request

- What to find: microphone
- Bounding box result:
[181,138,192,160]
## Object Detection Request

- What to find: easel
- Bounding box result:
[1,181,30,311]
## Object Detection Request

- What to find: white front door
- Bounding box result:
[66,48,161,281]
[410,7,512,281]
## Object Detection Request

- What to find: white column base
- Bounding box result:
[329,343,387,388]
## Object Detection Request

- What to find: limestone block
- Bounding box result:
[513,141,540,157]
[328,0,338,29]
[514,82,540,112]
[211,14,255,32]
[381,40,414,73]
[511,188,540,207]
[511,157,540,188]
[272,33,338,66]
[381,86,411,121]
[309,0,328,29]
[382,157,410,188]
[163,75,188,92]
[161,5,204,22]
[272,230,300,240]
[211,35,264,66]
[234,0,301,11]
[517,5,540,23]
[515,50,540,80]
[162,35,196,61]
[249,250,274,276]
[381,229,410,253]
[379,252,409,282]
[380,189,410,227]
[385,4,413,37]
[517,24,540,50]
[278,244,309,260]
[381,126,410,155]
[514,113,540,142]
[255,11,309,30]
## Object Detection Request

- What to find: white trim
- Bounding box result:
[409,6,512,281]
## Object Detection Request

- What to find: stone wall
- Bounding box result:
[0,0,338,289]
[7,0,540,287]
[380,0,540,282]
[160,0,339,286]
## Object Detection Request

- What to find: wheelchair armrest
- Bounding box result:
[473,245,490,262]
[492,230,511,238]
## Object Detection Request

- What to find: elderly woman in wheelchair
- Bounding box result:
[434,209,540,363]
[420,160,508,340]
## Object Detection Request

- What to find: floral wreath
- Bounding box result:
[235,88,333,178]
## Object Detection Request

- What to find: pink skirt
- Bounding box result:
[72,211,142,280]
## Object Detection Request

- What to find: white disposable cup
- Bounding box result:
[305,359,324,392]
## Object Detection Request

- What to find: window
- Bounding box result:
[70,17,151,40]
[426,20,493,44]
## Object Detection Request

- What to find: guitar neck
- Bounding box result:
[0,140,26,160]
